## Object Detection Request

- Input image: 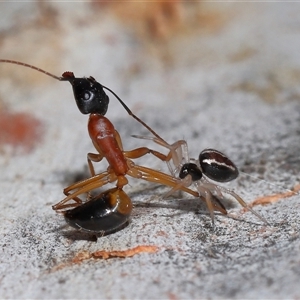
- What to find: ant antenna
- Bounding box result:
[0,59,164,141]
[0,59,61,81]
[102,85,164,141]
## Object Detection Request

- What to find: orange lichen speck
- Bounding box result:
[0,110,44,153]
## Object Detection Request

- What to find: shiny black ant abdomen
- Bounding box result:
[63,188,133,235]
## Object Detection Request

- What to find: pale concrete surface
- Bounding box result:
[0,2,300,299]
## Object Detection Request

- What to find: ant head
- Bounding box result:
[199,149,239,182]
[61,72,109,115]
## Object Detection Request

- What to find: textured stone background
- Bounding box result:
[0,2,299,299]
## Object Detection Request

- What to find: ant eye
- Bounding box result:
[84,91,93,100]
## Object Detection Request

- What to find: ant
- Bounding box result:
[0,59,228,236]
[50,72,229,234]
[132,135,268,225]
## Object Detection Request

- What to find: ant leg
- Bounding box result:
[132,135,189,176]
[63,171,110,195]
[129,165,227,214]
[117,130,171,162]
[128,165,197,196]
[163,176,193,198]
[124,147,169,161]
[59,153,105,206]
[53,171,116,210]
[52,200,84,211]
[87,152,104,177]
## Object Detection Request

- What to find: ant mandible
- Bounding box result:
[133,135,268,225]
[0,59,227,235]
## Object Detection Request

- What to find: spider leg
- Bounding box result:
[225,189,269,224]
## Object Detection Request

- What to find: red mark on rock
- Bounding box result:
[0,110,44,153]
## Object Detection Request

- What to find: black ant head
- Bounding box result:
[61,72,109,115]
